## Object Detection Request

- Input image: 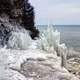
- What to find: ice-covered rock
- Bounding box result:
[0,25,79,80]
[0,48,79,80]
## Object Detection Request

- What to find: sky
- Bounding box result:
[30,0,80,25]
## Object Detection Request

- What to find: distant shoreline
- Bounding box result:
[36,25,80,26]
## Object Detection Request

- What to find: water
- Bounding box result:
[37,25,80,52]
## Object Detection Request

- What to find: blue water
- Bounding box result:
[37,25,80,52]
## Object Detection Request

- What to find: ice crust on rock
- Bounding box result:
[0,26,79,80]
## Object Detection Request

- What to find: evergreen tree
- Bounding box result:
[22,0,39,39]
[0,0,39,40]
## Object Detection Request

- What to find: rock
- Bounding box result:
[67,57,80,79]
[0,17,12,47]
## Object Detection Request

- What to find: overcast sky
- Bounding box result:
[30,0,80,25]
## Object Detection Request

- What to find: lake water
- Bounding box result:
[37,25,80,52]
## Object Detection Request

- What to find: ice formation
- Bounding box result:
[7,29,33,50]
[37,26,60,53]
[0,26,79,80]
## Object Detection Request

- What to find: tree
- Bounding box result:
[0,0,39,40]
